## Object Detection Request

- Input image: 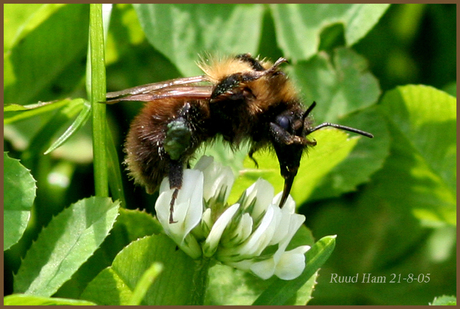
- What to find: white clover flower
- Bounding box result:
[155,155,310,280]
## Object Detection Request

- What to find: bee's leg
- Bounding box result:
[164,103,193,223]
[164,104,193,161]
[168,159,184,224]
[170,189,179,224]
[248,146,260,168]
[269,122,307,146]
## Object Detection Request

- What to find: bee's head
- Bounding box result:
[270,102,317,207]
[271,101,373,207]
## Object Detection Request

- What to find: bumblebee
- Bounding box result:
[106,53,373,223]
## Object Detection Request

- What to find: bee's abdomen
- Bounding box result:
[124,98,210,194]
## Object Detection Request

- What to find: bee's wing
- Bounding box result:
[106,75,211,104]
[106,86,213,104]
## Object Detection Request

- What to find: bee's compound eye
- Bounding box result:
[276,115,290,130]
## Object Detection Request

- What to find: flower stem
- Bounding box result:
[190,258,211,305]
[89,4,108,197]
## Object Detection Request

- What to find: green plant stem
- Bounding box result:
[89,4,108,197]
[190,258,211,305]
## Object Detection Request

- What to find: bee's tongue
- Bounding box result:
[279,168,297,208]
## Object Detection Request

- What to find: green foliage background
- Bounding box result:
[4,4,456,306]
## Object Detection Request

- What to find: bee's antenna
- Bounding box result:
[310,122,374,138]
[303,101,317,121]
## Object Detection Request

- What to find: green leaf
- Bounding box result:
[133,4,264,76]
[342,4,390,45]
[4,99,72,125]
[104,4,146,66]
[53,208,161,299]
[252,235,336,305]
[4,4,64,51]
[310,106,390,201]
[431,295,456,306]
[271,4,390,61]
[81,234,199,305]
[116,208,163,238]
[13,197,120,296]
[293,129,360,204]
[290,48,381,123]
[4,99,88,159]
[4,101,62,112]
[5,98,91,170]
[377,85,456,225]
[19,99,85,160]
[4,153,36,251]
[44,100,91,155]
[4,4,89,104]
[4,294,96,306]
[22,100,86,166]
[229,128,358,206]
[4,4,67,51]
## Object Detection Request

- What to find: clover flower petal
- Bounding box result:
[221,212,253,246]
[274,246,311,280]
[203,203,239,257]
[250,258,277,280]
[241,178,274,220]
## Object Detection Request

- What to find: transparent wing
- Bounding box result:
[106,86,214,104]
[105,75,212,104]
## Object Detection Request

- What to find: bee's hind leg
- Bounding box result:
[163,103,194,224]
[167,160,184,224]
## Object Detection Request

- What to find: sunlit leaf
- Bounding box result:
[133,4,264,76]
[4,153,36,250]
[431,295,456,306]
[14,197,120,296]
[377,85,456,225]
[4,99,71,125]
[290,48,381,123]
[309,106,390,201]
[53,208,161,299]
[44,99,91,154]
[271,4,389,61]
[4,294,96,306]
[20,99,85,164]
[81,234,198,305]
[5,4,89,104]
